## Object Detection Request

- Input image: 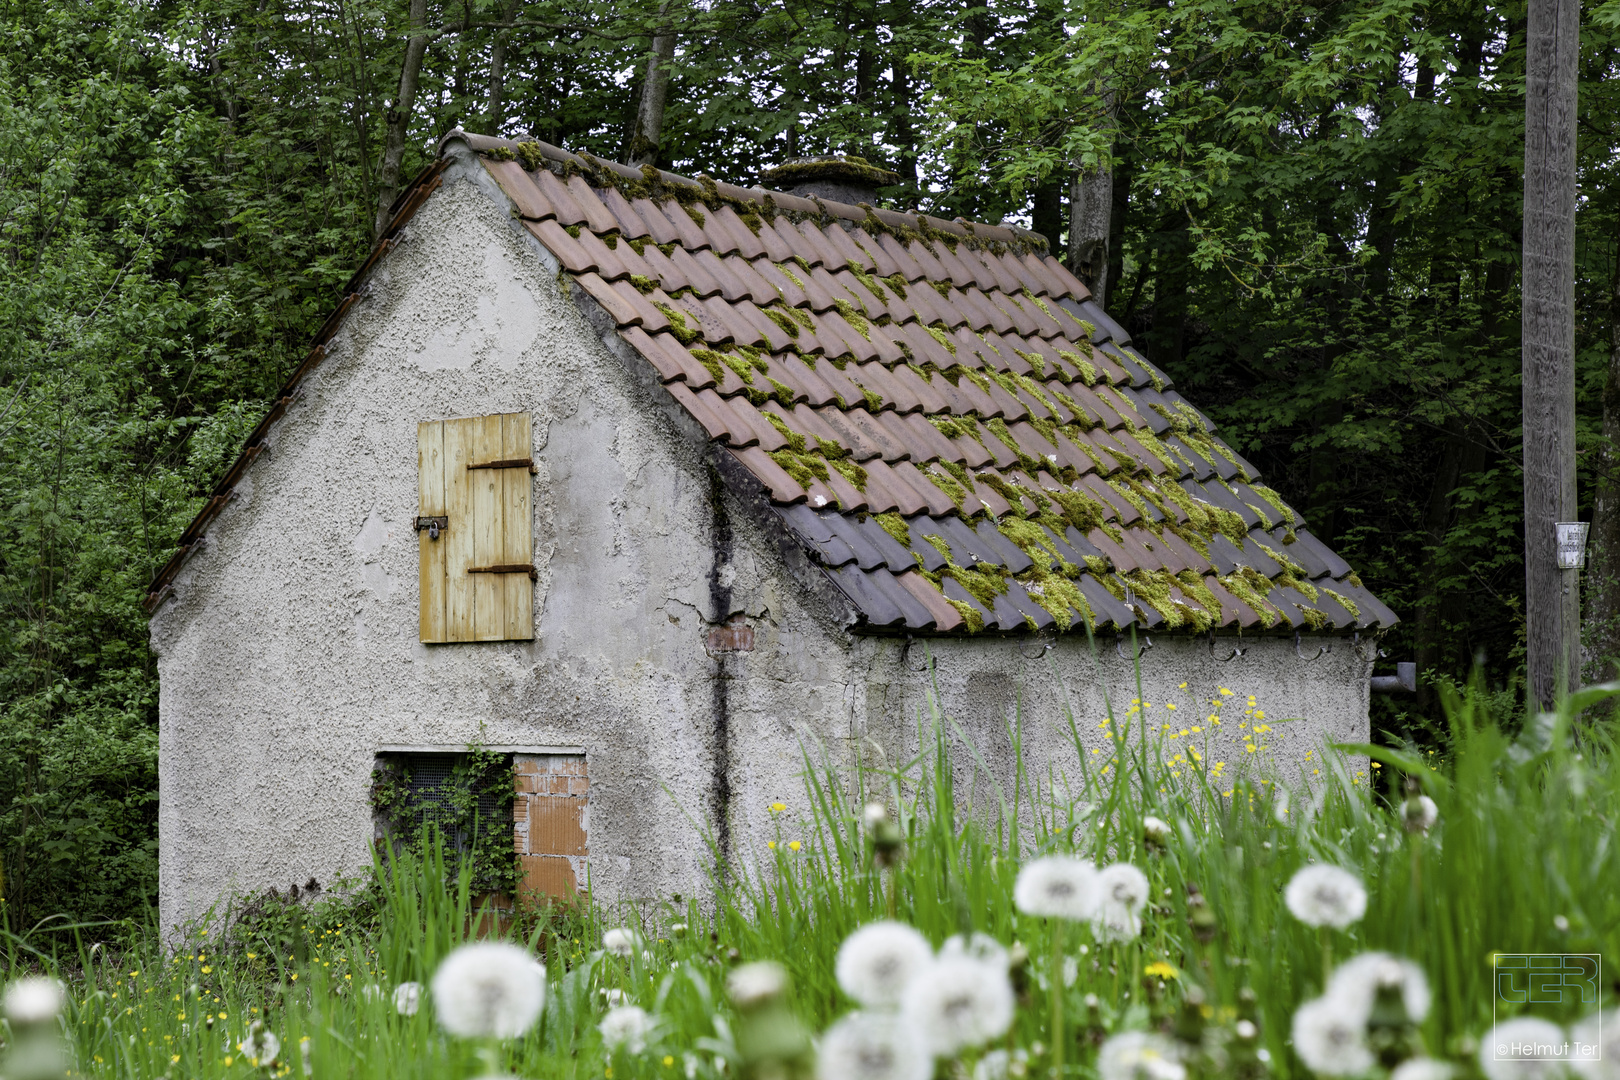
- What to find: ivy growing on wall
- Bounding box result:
[369,744,519,898]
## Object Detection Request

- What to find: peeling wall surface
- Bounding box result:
[151,148,1373,932]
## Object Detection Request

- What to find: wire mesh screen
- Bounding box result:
[377,752,509,852]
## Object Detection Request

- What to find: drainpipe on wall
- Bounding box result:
[1371,663,1417,694]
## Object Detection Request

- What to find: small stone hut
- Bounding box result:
[147,131,1397,931]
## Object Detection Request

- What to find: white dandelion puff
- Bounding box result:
[1291,996,1374,1076]
[602,927,638,957]
[1096,1031,1187,1080]
[898,955,1015,1057]
[1284,865,1368,929]
[1391,1059,1456,1080]
[974,1049,1009,1080]
[238,1023,282,1067]
[392,981,422,1016]
[599,1005,655,1054]
[835,921,933,1009]
[2,977,65,1023]
[1142,816,1172,844]
[940,932,1009,971]
[300,1036,312,1077]
[1571,1009,1619,1080]
[430,941,546,1039]
[1328,952,1431,1022]
[816,1011,930,1080]
[1404,795,1439,834]
[1091,862,1150,943]
[1479,1017,1571,1080]
[728,962,788,1009]
[863,803,888,828]
[1013,855,1097,920]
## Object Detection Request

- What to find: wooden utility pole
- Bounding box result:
[1522,0,1581,708]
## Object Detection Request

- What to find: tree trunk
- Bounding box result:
[1521,0,1581,708]
[486,0,523,136]
[1105,142,1130,306]
[1070,165,1112,306]
[626,15,676,167]
[373,0,432,241]
[1585,241,1620,687]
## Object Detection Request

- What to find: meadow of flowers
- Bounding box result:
[2,677,1619,1080]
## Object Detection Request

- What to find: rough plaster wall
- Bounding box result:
[151,145,1373,932]
[836,636,1373,822]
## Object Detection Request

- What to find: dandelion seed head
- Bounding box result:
[1391,1059,1456,1080]
[1096,1031,1187,1080]
[835,922,932,1009]
[899,955,1014,1057]
[1096,863,1150,911]
[430,942,546,1039]
[1012,855,1097,920]
[600,1004,655,1054]
[3,977,65,1023]
[1142,817,1172,844]
[602,928,638,957]
[1291,996,1374,1076]
[862,803,888,828]
[815,1011,929,1080]
[393,981,422,1015]
[1328,952,1431,1023]
[727,962,788,1009]
[1284,864,1368,929]
[238,1022,281,1067]
[1404,794,1439,834]
[940,932,1009,971]
[1479,1017,1568,1080]
[1570,1009,1619,1080]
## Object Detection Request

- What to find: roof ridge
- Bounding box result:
[439,128,1051,254]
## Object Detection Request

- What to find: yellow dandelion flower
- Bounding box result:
[1253,710,1265,719]
[769,802,786,813]
[1143,961,1179,979]
[1178,682,1188,689]
[1166,703,1178,711]
[789,840,802,852]
[767,840,777,849]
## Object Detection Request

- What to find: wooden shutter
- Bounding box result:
[418,413,534,642]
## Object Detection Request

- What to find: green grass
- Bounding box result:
[3,674,1617,1079]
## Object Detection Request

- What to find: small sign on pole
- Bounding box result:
[1556,521,1590,570]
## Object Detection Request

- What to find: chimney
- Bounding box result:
[759,155,902,208]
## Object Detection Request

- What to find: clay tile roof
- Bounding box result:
[142,130,1397,636]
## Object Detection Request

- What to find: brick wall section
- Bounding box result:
[513,753,587,900]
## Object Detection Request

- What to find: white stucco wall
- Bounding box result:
[150,144,1373,932]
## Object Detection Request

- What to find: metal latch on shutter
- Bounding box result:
[468,563,538,581]
[467,457,538,473]
[414,515,449,540]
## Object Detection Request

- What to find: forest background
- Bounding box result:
[4,0,1620,928]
